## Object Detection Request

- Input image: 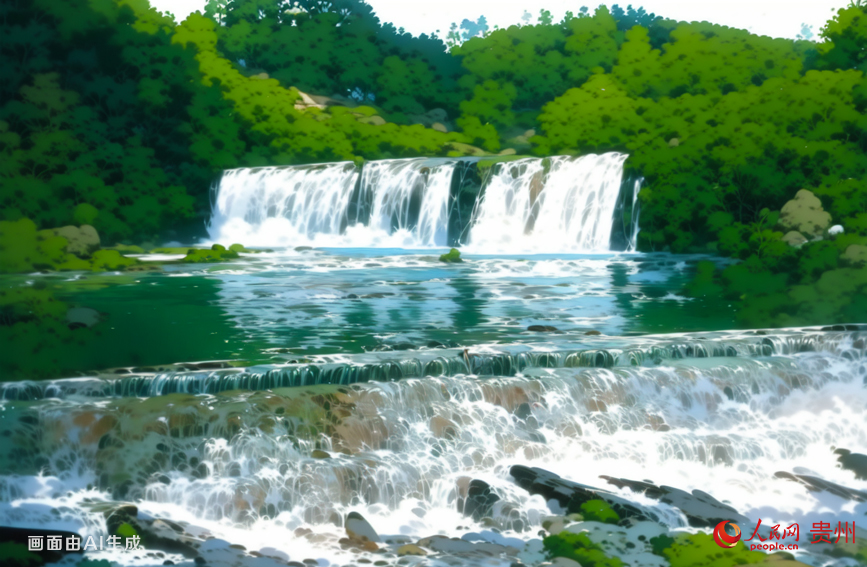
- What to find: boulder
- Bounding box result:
[775,471,867,501]
[498,148,517,156]
[782,231,807,247]
[510,465,658,524]
[529,170,545,206]
[828,224,845,235]
[345,511,380,543]
[53,225,101,257]
[835,448,867,480]
[600,475,748,527]
[510,465,749,528]
[528,325,559,332]
[431,122,448,133]
[843,245,867,266]
[439,248,462,263]
[462,479,500,520]
[777,190,832,237]
[397,543,427,556]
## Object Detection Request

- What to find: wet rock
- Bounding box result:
[137,519,201,557]
[510,465,657,524]
[585,330,602,336]
[514,402,533,421]
[527,325,559,332]
[431,122,448,133]
[775,471,867,501]
[311,450,331,459]
[600,475,747,527]
[463,479,500,521]
[397,544,427,556]
[835,448,867,480]
[430,415,459,440]
[345,511,380,544]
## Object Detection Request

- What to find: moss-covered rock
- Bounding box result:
[182,244,241,263]
[579,500,620,524]
[439,248,462,263]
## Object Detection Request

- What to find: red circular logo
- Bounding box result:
[713,521,741,548]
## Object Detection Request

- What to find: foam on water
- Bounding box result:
[1,330,865,566]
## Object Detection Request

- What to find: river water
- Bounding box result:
[1,249,866,567]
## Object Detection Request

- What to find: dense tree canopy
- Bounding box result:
[1,0,866,327]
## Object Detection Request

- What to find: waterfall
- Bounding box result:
[467,153,629,253]
[627,178,642,252]
[360,159,457,247]
[208,162,360,247]
[207,153,633,250]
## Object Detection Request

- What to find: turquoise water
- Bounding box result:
[47,249,736,373]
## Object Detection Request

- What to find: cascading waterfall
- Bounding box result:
[208,162,360,247]
[360,158,457,247]
[207,153,636,251]
[2,329,865,567]
[467,153,630,253]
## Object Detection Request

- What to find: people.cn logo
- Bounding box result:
[714,521,742,548]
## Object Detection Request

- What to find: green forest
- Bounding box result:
[2,0,867,332]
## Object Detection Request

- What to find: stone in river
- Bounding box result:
[510,465,657,523]
[397,544,427,556]
[527,325,559,332]
[835,448,867,480]
[775,471,867,501]
[600,475,749,527]
[463,479,500,521]
[345,511,380,543]
[510,465,749,528]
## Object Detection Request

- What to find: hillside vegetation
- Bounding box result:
[2,0,866,326]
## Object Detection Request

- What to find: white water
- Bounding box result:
[466,153,630,254]
[2,332,865,566]
[210,159,459,248]
[208,162,360,247]
[362,159,457,247]
[208,154,635,252]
